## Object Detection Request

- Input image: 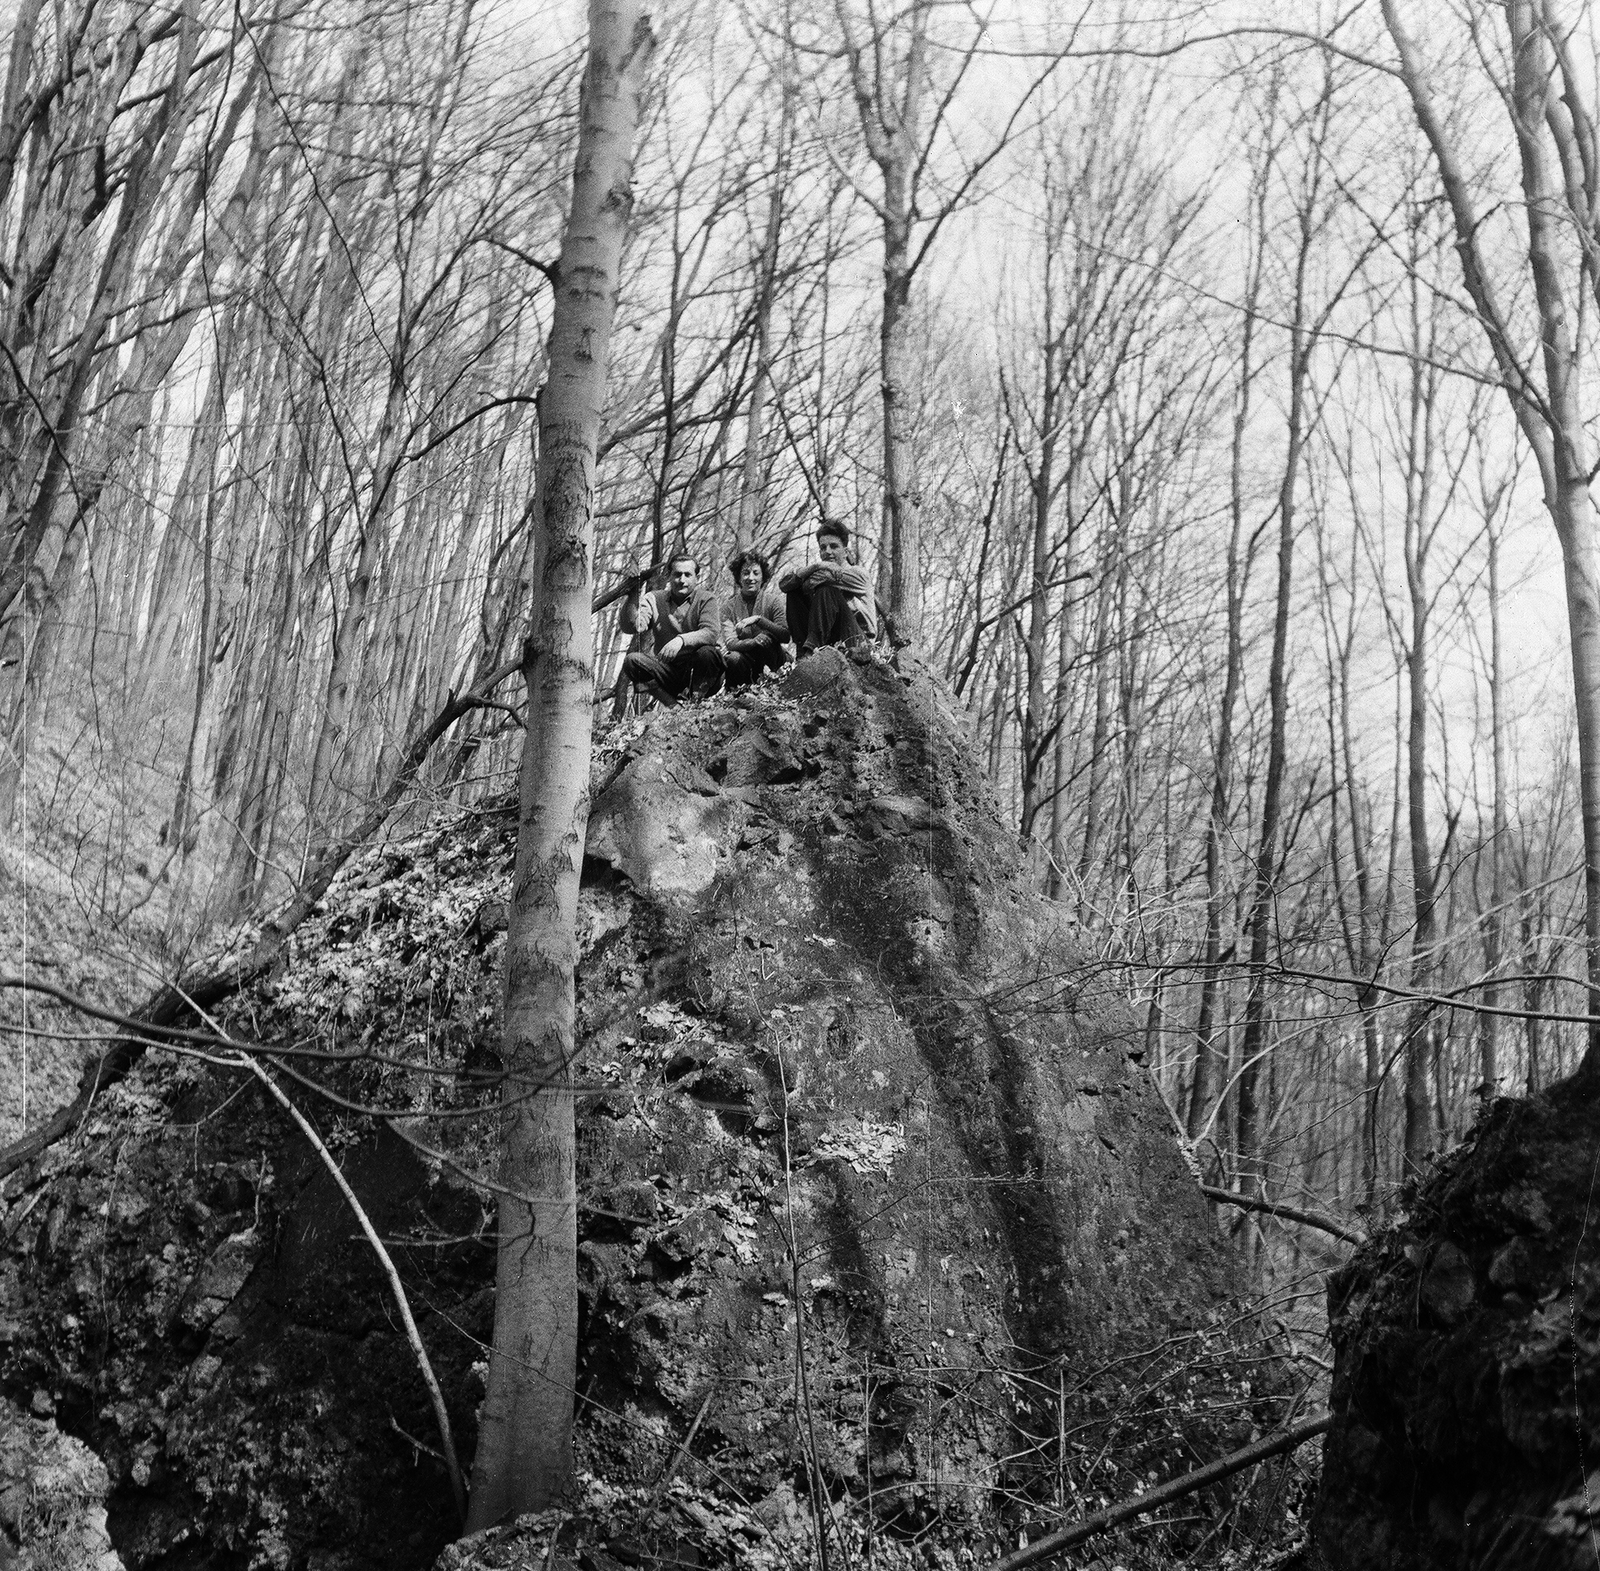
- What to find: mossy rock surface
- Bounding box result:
[1314,1082,1600,1569]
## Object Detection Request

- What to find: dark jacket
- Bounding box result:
[632,587,724,653]
[721,583,789,645]
[777,561,878,636]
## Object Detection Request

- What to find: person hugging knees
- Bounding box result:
[619,551,726,707]
[721,549,792,687]
[778,517,878,657]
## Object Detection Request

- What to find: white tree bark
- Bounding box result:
[465,0,654,1530]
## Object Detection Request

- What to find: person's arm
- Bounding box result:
[779,562,827,593]
[831,563,873,599]
[623,584,656,637]
[747,587,789,642]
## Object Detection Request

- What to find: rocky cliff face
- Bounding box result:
[1314,1082,1600,1569]
[0,650,1264,1571]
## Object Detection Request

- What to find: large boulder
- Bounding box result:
[0,650,1258,1571]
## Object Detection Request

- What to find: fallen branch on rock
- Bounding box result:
[0,656,521,1182]
[26,975,474,1527]
[1198,1184,1364,1246]
[987,1411,1332,1571]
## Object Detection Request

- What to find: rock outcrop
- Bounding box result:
[1,650,1270,1570]
[0,1399,123,1571]
[1314,1080,1600,1569]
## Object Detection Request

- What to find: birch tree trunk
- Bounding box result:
[466,0,654,1530]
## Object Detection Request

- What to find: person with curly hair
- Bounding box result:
[721,548,791,686]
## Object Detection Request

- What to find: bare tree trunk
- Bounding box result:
[304,368,411,850]
[1236,324,1306,1209]
[736,131,787,554]
[1482,524,1507,1094]
[1400,251,1443,1176]
[1190,162,1265,1141]
[880,186,921,637]
[1018,358,1055,849]
[836,0,929,640]
[1075,564,1113,922]
[1045,506,1076,901]
[466,1,653,1530]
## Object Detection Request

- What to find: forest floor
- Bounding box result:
[0,707,208,1148]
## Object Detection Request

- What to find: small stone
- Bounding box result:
[1500,1183,1554,1235]
[1488,1238,1538,1292]
[1421,1241,1476,1325]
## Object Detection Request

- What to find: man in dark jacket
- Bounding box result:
[778,518,878,655]
[721,549,791,686]
[619,553,725,705]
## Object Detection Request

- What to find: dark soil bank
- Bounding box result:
[1,650,1283,1571]
[1314,1081,1600,1569]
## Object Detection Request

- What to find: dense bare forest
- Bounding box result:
[4,0,1600,1564]
[9,0,1596,1208]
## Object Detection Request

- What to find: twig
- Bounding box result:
[240,1054,468,1525]
[986,1412,1332,1571]
[1198,1184,1364,1246]
[649,1388,715,1505]
[389,1415,444,1462]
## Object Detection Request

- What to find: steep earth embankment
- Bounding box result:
[0,649,1282,1571]
[1314,1082,1600,1569]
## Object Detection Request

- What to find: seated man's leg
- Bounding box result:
[622,650,667,687]
[785,589,811,650]
[725,638,782,686]
[723,639,758,687]
[688,644,725,698]
[788,582,854,652]
[623,650,691,703]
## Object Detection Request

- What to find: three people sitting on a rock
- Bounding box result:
[619,520,879,708]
